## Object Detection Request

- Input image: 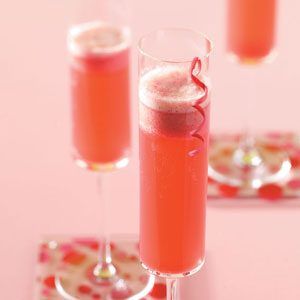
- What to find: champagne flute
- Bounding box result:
[55,1,155,298]
[209,0,291,189]
[138,28,212,299]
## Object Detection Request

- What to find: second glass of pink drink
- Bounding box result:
[227,0,277,64]
[209,0,291,188]
[70,21,131,170]
[138,29,212,299]
[55,1,155,298]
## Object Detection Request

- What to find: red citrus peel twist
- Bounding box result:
[189,57,208,157]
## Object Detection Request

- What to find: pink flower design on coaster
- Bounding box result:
[59,242,74,253]
[62,250,86,265]
[40,243,49,250]
[77,284,92,294]
[115,251,128,261]
[266,131,282,139]
[110,284,132,299]
[218,184,239,198]
[219,147,233,157]
[35,237,167,300]
[39,250,50,263]
[290,151,300,169]
[258,184,283,200]
[282,141,295,151]
[128,254,138,262]
[149,283,167,298]
[287,179,300,189]
[263,142,282,152]
[43,275,56,289]
[215,164,230,175]
[41,288,51,297]
[122,273,131,280]
[74,238,99,251]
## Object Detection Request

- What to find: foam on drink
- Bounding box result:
[139,66,210,136]
[139,66,208,113]
[68,21,130,57]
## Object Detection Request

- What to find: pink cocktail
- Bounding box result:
[227,0,277,63]
[209,0,290,189]
[68,22,131,169]
[138,31,212,299]
[139,66,210,274]
[59,18,155,299]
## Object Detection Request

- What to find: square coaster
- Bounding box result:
[208,132,300,199]
[34,236,166,299]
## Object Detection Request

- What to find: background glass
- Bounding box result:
[56,0,154,298]
[208,0,291,189]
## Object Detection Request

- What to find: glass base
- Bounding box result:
[227,49,278,65]
[141,259,205,279]
[35,236,155,300]
[209,138,291,189]
[55,271,155,300]
[74,156,130,172]
[55,237,155,299]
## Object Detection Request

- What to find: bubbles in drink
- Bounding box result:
[139,66,210,136]
[139,66,208,113]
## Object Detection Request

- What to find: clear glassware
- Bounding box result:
[55,0,154,298]
[138,28,212,299]
[209,0,291,189]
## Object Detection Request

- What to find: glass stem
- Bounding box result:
[242,65,256,146]
[166,278,178,300]
[93,172,116,280]
[234,65,262,168]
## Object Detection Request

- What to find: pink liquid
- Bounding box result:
[68,22,131,168]
[227,0,277,62]
[139,66,210,274]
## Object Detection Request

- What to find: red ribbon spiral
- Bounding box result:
[189,57,208,157]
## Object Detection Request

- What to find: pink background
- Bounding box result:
[0,0,300,299]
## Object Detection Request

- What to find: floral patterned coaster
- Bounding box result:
[208,133,300,200]
[34,236,166,300]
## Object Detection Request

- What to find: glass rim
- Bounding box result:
[138,27,213,64]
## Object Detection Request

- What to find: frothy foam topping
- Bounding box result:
[68,21,130,56]
[139,66,208,113]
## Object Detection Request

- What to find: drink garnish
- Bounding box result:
[189,57,208,157]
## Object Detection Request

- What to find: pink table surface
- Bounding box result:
[1,0,300,299]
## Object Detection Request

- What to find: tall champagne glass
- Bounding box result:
[209,0,291,188]
[138,28,212,299]
[55,1,154,298]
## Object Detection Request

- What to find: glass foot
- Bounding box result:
[209,136,291,189]
[55,237,155,299]
[90,261,117,281]
[226,49,278,65]
[74,156,130,172]
[35,236,155,299]
[141,258,205,279]
[55,271,154,300]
